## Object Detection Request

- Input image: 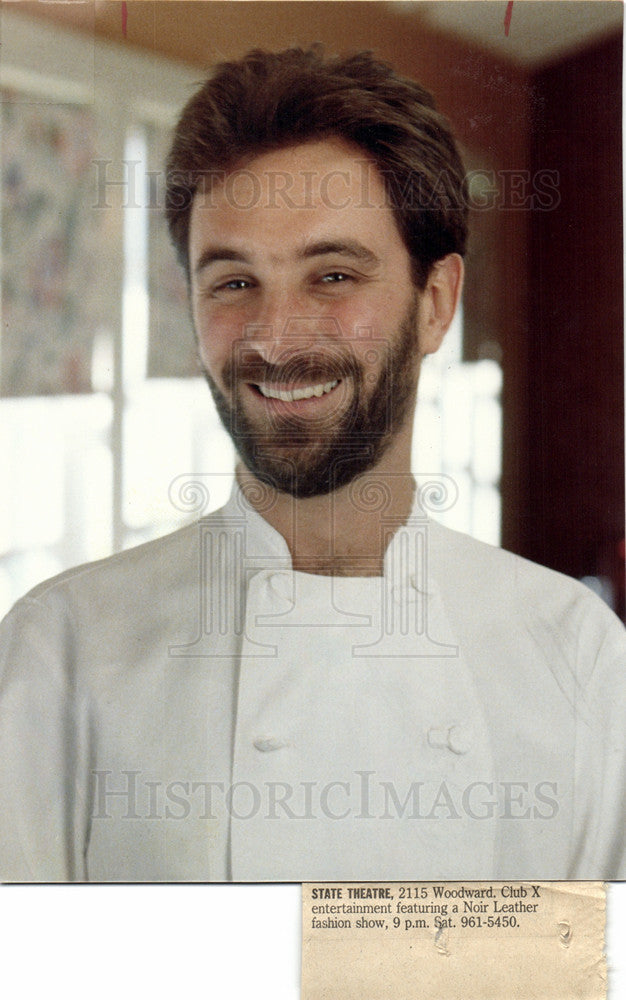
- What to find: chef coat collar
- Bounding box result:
[220,477,434,594]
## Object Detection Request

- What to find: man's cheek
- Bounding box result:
[198,345,228,392]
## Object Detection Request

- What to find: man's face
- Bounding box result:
[188,139,430,498]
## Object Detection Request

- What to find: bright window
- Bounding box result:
[413,309,502,546]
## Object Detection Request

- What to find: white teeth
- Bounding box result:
[257,379,338,402]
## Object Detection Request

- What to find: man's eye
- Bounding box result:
[320,272,352,284]
[215,278,251,292]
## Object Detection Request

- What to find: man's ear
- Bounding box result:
[417,253,464,356]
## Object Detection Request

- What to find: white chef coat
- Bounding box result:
[1,483,625,882]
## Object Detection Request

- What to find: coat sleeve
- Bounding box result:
[0,595,91,882]
[572,594,626,879]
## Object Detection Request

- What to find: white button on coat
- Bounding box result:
[447,725,473,755]
[253,737,289,753]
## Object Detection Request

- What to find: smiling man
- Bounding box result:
[185,135,461,574]
[1,47,625,882]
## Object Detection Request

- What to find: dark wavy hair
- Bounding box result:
[165,46,468,289]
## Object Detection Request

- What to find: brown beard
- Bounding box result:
[201,297,420,498]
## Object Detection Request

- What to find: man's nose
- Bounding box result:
[242,291,338,361]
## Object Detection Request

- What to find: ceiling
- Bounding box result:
[4,1,623,72]
[405,0,623,67]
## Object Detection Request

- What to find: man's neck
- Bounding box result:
[236,445,416,577]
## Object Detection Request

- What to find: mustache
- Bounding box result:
[222,346,361,390]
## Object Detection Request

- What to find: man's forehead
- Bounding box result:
[188,138,404,269]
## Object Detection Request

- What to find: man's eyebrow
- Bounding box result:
[194,246,250,276]
[193,239,380,277]
[297,239,380,266]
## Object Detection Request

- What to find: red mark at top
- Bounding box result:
[504,1,514,37]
